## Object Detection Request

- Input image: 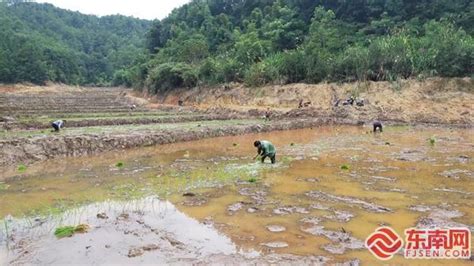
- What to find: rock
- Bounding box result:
[370,176,396,182]
[306,191,391,213]
[182,192,196,197]
[247,207,259,213]
[118,213,129,220]
[324,211,354,222]
[142,244,159,251]
[127,248,144,258]
[310,203,330,210]
[96,213,108,219]
[301,225,364,254]
[227,202,244,213]
[273,206,309,215]
[266,225,286,233]
[260,242,289,248]
[439,169,471,179]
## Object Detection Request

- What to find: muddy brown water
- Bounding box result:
[0,126,473,264]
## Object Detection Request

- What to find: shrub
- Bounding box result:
[146,62,198,93]
[244,57,280,86]
[367,33,414,81]
[112,69,132,87]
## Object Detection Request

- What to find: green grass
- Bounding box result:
[340,164,350,170]
[429,136,436,146]
[116,162,124,168]
[0,182,8,191]
[248,177,257,183]
[17,164,27,172]
[54,224,89,238]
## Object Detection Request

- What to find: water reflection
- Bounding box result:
[2,197,248,264]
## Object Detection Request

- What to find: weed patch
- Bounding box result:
[54,224,89,238]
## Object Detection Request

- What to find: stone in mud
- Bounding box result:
[447,155,470,164]
[296,177,320,183]
[310,203,330,210]
[301,225,364,254]
[142,244,159,251]
[412,206,473,231]
[118,213,130,220]
[163,236,184,247]
[370,176,396,182]
[323,244,347,254]
[433,187,471,195]
[247,207,259,213]
[238,187,268,204]
[260,242,289,248]
[97,213,108,219]
[438,169,471,180]
[306,191,391,213]
[300,217,322,225]
[127,248,144,258]
[396,149,434,162]
[266,225,286,233]
[273,206,309,215]
[227,202,244,213]
[342,259,361,266]
[324,210,354,223]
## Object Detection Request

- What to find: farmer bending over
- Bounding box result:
[373,121,383,133]
[254,140,276,164]
[52,120,65,132]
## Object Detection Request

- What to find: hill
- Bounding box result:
[127,0,473,93]
[0,1,151,85]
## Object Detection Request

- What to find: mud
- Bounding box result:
[1,126,473,265]
[2,197,345,265]
[0,117,351,166]
[306,191,392,213]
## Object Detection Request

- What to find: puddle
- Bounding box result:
[1,126,473,264]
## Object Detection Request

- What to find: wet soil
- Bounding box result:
[1,126,472,264]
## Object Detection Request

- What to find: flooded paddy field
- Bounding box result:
[0,125,473,264]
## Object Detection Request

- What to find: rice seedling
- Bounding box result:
[340,164,350,170]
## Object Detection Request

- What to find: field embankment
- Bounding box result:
[0,78,472,166]
[157,78,473,126]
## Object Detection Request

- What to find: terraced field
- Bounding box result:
[0,86,320,166]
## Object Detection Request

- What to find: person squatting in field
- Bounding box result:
[254,140,276,164]
[51,120,65,132]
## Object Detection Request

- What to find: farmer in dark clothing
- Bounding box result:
[254,140,276,164]
[373,121,383,133]
[51,120,65,132]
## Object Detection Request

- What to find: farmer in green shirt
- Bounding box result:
[253,140,276,164]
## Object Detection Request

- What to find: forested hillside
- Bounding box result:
[0,1,151,85]
[126,0,473,93]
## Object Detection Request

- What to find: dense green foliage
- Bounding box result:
[132,0,472,92]
[0,1,151,85]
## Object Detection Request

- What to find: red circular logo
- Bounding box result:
[366,227,403,260]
